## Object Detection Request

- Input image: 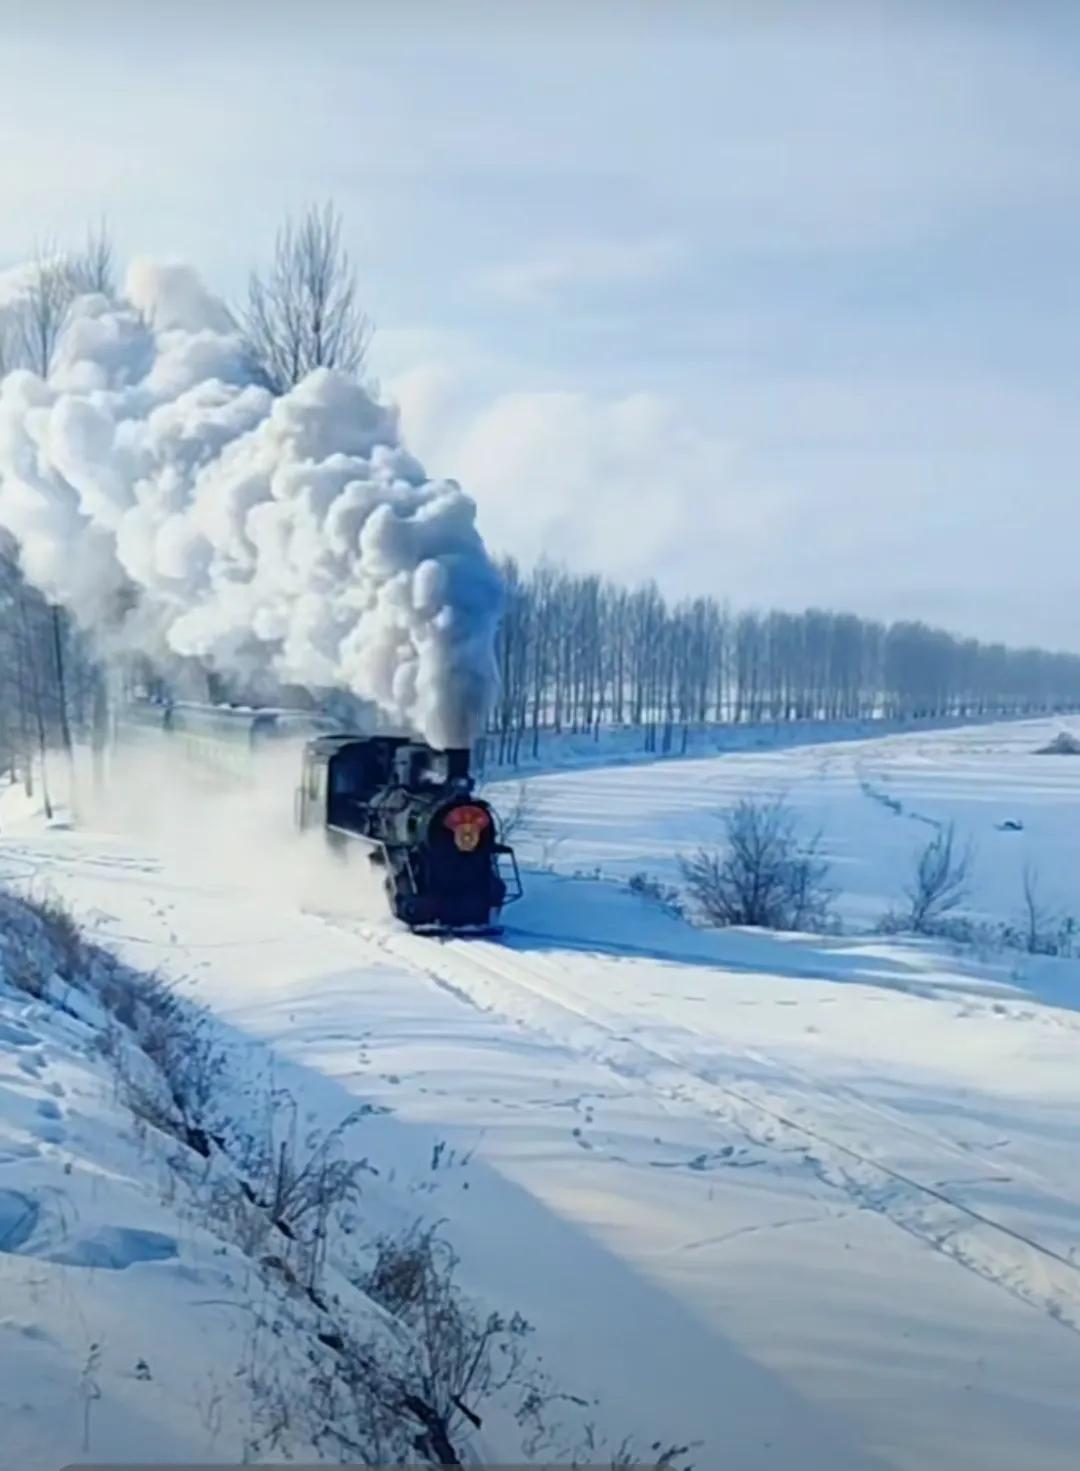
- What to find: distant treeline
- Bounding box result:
[485,560,1080,764]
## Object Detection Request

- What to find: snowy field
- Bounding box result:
[485,714,1080,928]
[1,716,1079,1468]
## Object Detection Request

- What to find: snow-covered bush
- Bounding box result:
[679,799,833,932]
[1035,731,1080,755]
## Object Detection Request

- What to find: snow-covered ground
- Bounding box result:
[476,710,1053,781]
[486,714,1080,928]
[2,716,1080,1468]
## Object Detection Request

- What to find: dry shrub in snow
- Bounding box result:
[680,798,833,932]
[364,1224,531,1461]
[0,885,85,994]
[1001,864,1079,957]
[902,822,972,935]
[490,779,534,841]
[226,1092,376,1295]
[628,872,684,917]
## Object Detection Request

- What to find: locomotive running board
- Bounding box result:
[413,923,505,940]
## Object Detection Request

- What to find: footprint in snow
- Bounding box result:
[46,1226,178,1271]
[0,1317,52,1343]
[0,1189,40,1252]
[0,1021,40,1048]
[0,1143,40,1166]
[31,1101,65,1144]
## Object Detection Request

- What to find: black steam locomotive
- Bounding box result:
[297,734,521,931]
[116,699,520,932]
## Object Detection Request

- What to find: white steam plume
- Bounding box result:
[0,261,503,749]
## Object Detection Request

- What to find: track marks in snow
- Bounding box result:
[680,1210,846,1254]
[342,919,1080,1337]
[0,1188,40,1250]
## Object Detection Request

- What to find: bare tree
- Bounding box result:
[244,201,371,392]
[680,798,833,931]
[1018,863,1057,954]
[1020,864,1039,953]
[905,822,972,933]
[50,605,77,806]
[0,305,20,376]
[67,218,116,296]
[16,586,52,817]
[0,222,114,382]
[18,243,73,377]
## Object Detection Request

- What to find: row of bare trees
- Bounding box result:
[485,561,1080,765]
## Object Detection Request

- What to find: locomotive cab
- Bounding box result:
[297,734,521,931]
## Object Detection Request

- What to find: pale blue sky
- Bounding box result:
[1,2,1077,647]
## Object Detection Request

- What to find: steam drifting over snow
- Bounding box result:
[0,262,502,748]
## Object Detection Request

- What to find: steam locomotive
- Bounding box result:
[117,700,521,932]
[297,734,520,931]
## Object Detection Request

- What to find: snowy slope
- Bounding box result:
[0,914,338,1467]
[2,716,1080,1469]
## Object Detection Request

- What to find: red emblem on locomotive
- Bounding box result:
[443,804,490,853]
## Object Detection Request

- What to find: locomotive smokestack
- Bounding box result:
[446,748,470,783]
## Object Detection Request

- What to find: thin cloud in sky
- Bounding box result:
[480,235,689,303]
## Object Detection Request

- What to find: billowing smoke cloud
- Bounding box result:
[0,262,502,749]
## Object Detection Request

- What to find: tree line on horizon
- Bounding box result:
[483,558,1080,765]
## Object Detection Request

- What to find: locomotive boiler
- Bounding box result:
[296,734,521,931]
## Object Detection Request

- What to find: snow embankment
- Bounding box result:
[0,886,663,1469]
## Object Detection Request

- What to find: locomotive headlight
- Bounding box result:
[443,804,490,853]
